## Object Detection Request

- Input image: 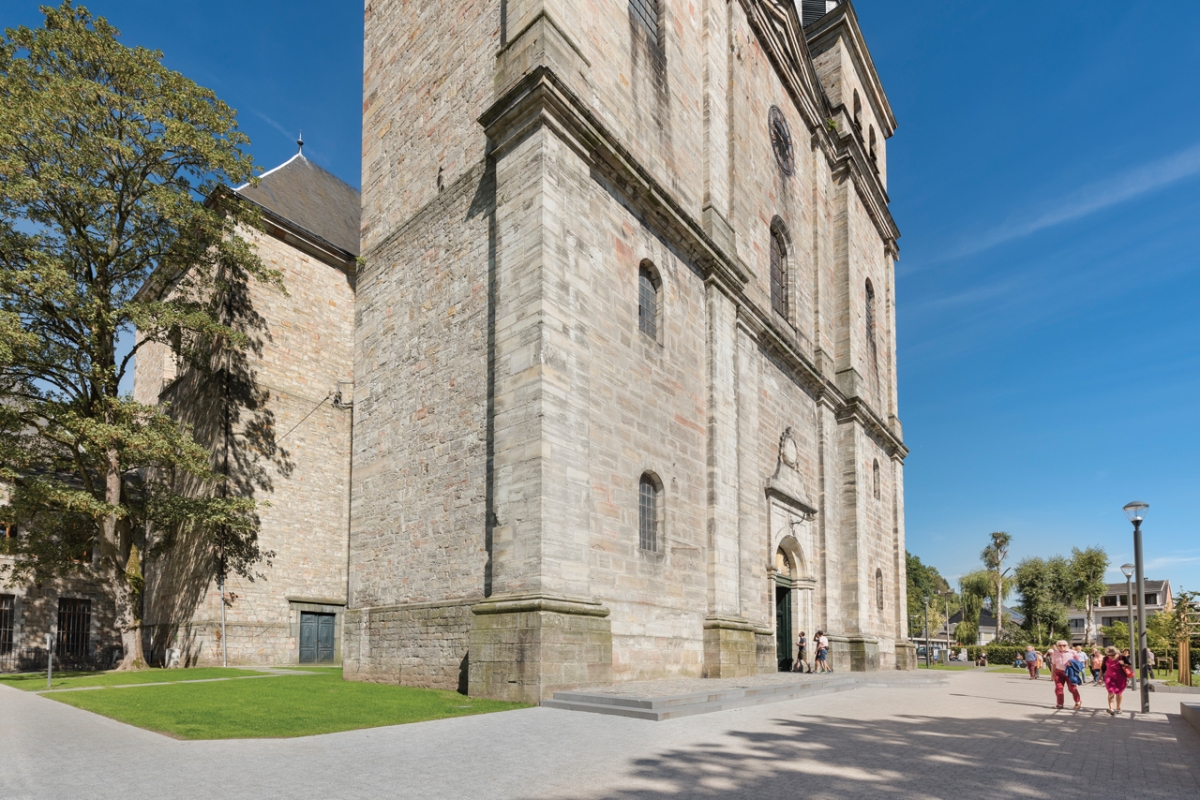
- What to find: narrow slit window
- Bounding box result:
[865,279,877,368]
[876,569,884,611]
[770,227,788,319]
[873,459,881,500]
[0,595,13,655]
[639,473,660,552]
[638,262,659,339]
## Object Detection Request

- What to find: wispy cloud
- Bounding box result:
[252,109,298,143]
[939,141,1200,262]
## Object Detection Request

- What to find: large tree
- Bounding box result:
[906,551,951,639]
[0,3,278,668]
[1068,546,1109,646]
[981,531,1014,640]
[956,570,991,646]
[1013,555,1073,645]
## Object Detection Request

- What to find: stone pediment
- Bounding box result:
[766,427,816,517]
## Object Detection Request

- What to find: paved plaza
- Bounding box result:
[3,670,1198,799]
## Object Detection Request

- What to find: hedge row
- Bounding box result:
[964,644,1200,671]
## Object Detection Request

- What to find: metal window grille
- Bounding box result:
[629,0,659,46]
[638,264,658,338]
[56,598,91,659]
[770,230,788,318]
[865,280,877,366]
[0,595,13,655]
[639,475,658,552]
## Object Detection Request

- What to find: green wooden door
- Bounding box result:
[299,612,336,663]
[317,614,335,663]
[299,612,317,663]
[775,585,792,671]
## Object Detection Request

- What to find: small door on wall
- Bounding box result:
[299,612,336,663]
[775,585,792,672]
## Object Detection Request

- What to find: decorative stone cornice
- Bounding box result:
[836,396,908,459]
[471,592,611,618]
[480,65,749,298]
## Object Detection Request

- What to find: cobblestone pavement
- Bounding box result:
[3,670,1198,800]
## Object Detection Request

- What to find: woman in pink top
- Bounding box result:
[1102,645,1129,715]
[1046,640,1081,710]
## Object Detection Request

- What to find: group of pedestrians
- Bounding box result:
[790,631,831,673]
[1020,640,1137,715]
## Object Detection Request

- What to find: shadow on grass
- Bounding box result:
[549,705,1200,799]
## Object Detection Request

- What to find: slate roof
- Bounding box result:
[1102,580,1167,594]
[949,605,1025,628]
[235,154,361,256]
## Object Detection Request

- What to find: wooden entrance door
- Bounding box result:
[299,612,336,663]
[775,584,792,671]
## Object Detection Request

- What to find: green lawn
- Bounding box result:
[916,663,974,671]
[0,666,264,692]
[47,671,528,739]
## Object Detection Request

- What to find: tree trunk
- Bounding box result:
[994,578,1003,641]
[1084,597,1095,646]
[101,446,146,671]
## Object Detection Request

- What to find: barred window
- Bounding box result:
[629,0,659,47]
[57,598,91,659]
[638,261,660,339]
[770,226,788,319]
[638,473,661,552]
[876,569,884,611]
[865,279,877,367]
[0,595,13,655]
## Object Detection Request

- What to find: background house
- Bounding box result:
[1067,580,1172,646]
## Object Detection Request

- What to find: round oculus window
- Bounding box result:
[769,105,794,176]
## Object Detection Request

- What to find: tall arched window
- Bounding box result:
[638,472,662,552]
[872,459,880,500]
[865,279,877,368]
[852,89,862,130]
[770,224,788,319]
[876,568,884,611]
[638,261,660,340]
[629,0,659,47]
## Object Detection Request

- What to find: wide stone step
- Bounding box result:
[543,672,945,721]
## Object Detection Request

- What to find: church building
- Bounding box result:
[344,0,911,702]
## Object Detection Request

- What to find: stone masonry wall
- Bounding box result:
[138,228,354,666]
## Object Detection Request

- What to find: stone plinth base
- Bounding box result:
[847,635,880,672]
[895,641,917,670]
[342,599,474,691]
[702,616,769,678]
[469,594,611,703]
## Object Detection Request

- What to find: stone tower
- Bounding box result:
[346,0,911,702]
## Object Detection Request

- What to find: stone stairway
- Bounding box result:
[541,670,948,721]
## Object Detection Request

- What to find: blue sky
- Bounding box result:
[8,1,1198,594]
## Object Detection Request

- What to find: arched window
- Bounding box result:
[852,89,862,130]
[629,0,659,47]
[876,568,884,611]
[865,279,877,368]
[770,224,788,319]
[638,261,660,340]
[638,472,662,552]
[872,459,880,500]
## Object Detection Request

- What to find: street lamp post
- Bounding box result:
[1123,501,1151,713]
[1120,563,1136,694]
[940,589,953,654]
[923,597,932,668]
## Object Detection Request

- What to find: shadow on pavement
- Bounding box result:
[556,707,1200,800]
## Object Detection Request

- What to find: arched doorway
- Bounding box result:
[775,549,794,671]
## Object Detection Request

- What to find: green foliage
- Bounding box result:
[0,3,281,664]
[980,531,1014,639]
[956,570,991,645]
[967,645,1035,667]
[1067,546,1109,644]
[47,670,528,739]
[1013,555,1074,645]
[906,551,951,635]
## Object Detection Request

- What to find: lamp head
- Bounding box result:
[1120,563,1135,579]
[1122,501,1149,523]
